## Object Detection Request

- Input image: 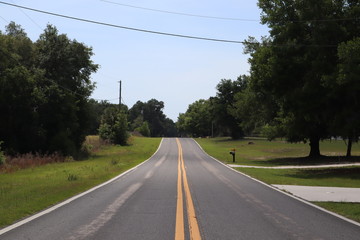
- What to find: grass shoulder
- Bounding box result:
[196,137,360,166]
[236,167,360,188]
[0,136,161,228]
[315,202,360,223]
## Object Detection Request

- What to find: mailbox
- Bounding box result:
[229,149,236,162]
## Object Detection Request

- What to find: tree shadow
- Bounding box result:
[213,137,264,143]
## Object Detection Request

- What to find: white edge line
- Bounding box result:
[0,138,164,236]
[191,138,360,228]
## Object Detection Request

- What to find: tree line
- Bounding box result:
[0,22,176,158]
[177,0,360,158]
[91,99,176,146]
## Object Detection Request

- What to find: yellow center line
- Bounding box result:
[175,138,202,240]
[175,139,184,240]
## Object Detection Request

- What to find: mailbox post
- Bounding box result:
[229,148,236,163]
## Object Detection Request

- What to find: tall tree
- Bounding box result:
[178,99,212,137]
[327,37,360,157]
[250,0,358,157]
[0,23,98,156]
[129,99,176,137]
[212,76,248,139]
[230,74,280,138]
[34,24,98,155]
[0,23,44,154]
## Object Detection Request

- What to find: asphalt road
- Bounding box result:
[1,138,360,240]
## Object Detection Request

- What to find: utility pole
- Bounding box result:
[118,80,122,108]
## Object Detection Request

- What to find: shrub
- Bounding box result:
[113,113,129,145]
[136,121,151,137]
[2,152,66,172]
[0,141,5,166]
[99,107,129,145]
[67,173,78,181]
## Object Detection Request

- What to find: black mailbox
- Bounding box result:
[229,149,236,163]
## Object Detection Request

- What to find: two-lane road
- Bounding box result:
[1,138,360,239]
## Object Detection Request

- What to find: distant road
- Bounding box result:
[1,138,360,239]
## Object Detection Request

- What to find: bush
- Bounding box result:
[135,121,151,137]
[113,113,129,145]
[0,141,5,166]
[1,152,67,173]
[99,107,129,145]
[261,124,280,141]
[67,173,78,181]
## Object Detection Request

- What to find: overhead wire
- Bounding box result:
[0,1,344,47]
[100,0,359,23]
[0,1,245,44]
[0,15,8,23]
[10,0,43,30]
[100,0,258,22]
[0,1,351,105]
[121,97,126,106]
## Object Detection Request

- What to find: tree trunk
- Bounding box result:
[309,136,321,158]
[346,137,352,158]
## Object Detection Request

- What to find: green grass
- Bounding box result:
[195,137,360,187]
[315,202,360,223]
[236,167,360,187]
[0,137,161,228]
[196,137,360,166]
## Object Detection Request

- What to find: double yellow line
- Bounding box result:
[175,138,201,240]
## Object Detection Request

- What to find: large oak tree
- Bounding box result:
[245,0,359,157]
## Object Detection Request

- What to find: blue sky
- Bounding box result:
[0,0,269,121]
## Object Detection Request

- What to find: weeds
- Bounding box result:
[67,174,78,181]
[110,159,118,165]
[1,153,67,173]
[0,142,5,166]
[84,135,108,152]
[0,136,109,173]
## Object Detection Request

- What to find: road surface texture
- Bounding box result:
[1,138,360,239]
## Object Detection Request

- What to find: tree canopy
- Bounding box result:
[0,22,98,156]
[177,0,360,157]
[251,0,360,157]
[128,99,176,137]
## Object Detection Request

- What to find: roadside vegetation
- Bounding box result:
[0,21,174,229]
[196,137,360,223]
[178,1,360,224]
[237,167,360,188]
[316,202,360,223]
[196,137,360,166]
[0,22,176,160]
[179,1,360,159]
[0,136,161,228]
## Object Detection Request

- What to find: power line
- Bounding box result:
[121,97,126,106]
[10,0,43,30]
[100,0,258,22]
[0,15,8,23]
[0,1,346,47]
[0,1,244,44]
[100,0,359,23]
